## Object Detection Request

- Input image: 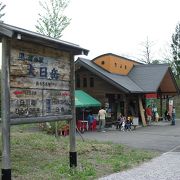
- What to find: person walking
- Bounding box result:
[172,106,176,125]
[98,107,107,132]
[146,105,152,125]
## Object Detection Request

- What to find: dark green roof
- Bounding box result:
[75,90,101,107]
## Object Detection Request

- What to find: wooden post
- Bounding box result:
[1,37,11,180]
[160,93,163,117]
[123,94,127,117]
[55,121,58,137]
[69,53,77,167]
[138,95,146,126]
[166,96,169,111]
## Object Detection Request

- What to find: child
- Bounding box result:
[87,112,94,128]
[116,113,124,129]
[125,117,132,131]
[121,118,126,131]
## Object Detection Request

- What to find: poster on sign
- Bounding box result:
[9,41,72,123]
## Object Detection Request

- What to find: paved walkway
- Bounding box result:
[99,151,180,180]
[96,119,180,180]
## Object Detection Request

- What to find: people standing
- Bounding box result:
[146,105,152,125]
[116,113,123,129]
[152,104,157,121]
[172,106,176,125]
[98,107,106,132]
[155,111,159,122]
[87,111,94,128]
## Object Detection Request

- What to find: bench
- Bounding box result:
[105,120,117,128]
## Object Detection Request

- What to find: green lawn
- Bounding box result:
[0,124,159,180]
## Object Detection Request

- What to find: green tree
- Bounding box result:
[36,0,71,39]
[171,23,180,79]
[152,60,160,64]
[0,2,6,22]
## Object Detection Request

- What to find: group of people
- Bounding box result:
[97,107,133,132]
[116,114,133,131]
[86,104,176,132]
[86,107,107,132]
[88,107,133,132]
[146,105,176,125]
[145,105,159,124]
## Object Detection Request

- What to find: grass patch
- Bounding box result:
[0,124,159,179]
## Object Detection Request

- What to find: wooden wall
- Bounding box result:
[75,66,124,104]
[76,66,140,121]
[94,54,139,75]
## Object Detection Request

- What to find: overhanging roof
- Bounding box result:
[128,64,168,92]
[0,23,89,55]
[75,57,179,94]
[75,90,101,107]
[75,58,143,93]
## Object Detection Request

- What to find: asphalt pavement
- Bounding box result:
[80,119,180,152]
[78,119,180,180]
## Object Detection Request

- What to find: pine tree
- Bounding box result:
[171,23,180,79]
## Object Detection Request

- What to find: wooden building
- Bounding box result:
[75,53,179,125]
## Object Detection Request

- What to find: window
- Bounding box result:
[90,77,94,87]
[83,77,87,87]
[76,74,80,88]
[101,61,105,65]
[115,63,117,67]
[125,65,127,69]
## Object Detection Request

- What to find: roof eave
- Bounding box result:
[76,58,130,93]
[0,23,89,56]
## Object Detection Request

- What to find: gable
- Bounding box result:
[93,53,139,75]
[159,70,178,94]
[75,57,179,95]
[128,64,169,92]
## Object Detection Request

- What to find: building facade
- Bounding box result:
[75,53,179,125]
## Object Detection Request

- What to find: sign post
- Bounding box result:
[1,37,11,179]
[0,23,88,179]
[69,53,77,167]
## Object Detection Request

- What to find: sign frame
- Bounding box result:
[0,23,88,179]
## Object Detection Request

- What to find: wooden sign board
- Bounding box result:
[10,40,72,122]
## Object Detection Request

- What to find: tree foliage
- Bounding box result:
[0,2,6,21]
[36,0,71,39]
[171,23,180,79]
